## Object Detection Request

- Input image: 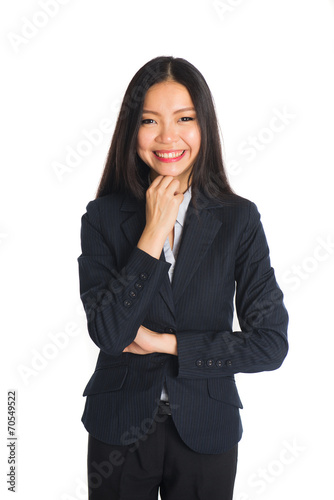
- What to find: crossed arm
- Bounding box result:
[79,178,288,375]
[123,325,178,356]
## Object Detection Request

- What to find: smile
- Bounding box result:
[153,150,186,162]
[154,150,185,158]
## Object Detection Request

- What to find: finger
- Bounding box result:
[149,175,164,188]
[152,175,177,192]
[165,178,182,196]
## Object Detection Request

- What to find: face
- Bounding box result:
[136,80,201,193]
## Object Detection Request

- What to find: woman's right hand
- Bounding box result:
[137,175,184,259]
[145,175,184,235]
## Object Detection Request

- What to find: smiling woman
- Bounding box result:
[137,81,201,192]
[96,56,233,204]
[78,56,289,500]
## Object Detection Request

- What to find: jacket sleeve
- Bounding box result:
[77,199,171,355]
[175,201,289,378]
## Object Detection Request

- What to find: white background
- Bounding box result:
[1,0,334,498]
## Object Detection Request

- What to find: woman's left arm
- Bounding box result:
[174,201,289,378]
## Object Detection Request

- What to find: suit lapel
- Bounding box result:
[120,196,146,247]
[171,196,223,305]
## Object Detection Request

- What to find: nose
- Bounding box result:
[156,121,179,144]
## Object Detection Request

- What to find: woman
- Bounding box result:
[78,56,289,500]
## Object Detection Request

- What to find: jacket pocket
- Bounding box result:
[207,377,243,408]
[83,364,128,396]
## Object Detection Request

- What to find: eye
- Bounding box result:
[141,118,156,125]
[178,117,195,122]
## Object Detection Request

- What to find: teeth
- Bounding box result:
[155,150,185,158]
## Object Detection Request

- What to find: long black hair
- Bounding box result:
[96,56,234,201]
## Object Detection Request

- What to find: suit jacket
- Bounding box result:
[77,189,289,454]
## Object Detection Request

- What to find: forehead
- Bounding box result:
[143,81,194,109]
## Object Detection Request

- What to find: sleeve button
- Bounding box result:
[134,282,143,290]
[129,290,137,298]
[226,360,233,367]
[165,327,175,334]
[196,359,204,367]
[123,299,132,308]
[216,359,224,367]
[139,272,148,281]
[206,359,214,367]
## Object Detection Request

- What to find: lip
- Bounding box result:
[153,150,186,163]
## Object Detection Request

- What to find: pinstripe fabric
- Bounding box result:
[161,186,191,401]
[77,190,288,454]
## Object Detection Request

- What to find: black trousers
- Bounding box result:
[87,403,238,500]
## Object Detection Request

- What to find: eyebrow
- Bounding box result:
[142,107,196,115]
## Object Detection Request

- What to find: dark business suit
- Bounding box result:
[78,188,288,456]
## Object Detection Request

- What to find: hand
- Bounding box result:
[137,176,184,259]
[123,325,177,356]
[145,175,184,236]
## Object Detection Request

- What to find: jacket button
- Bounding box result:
[139,272,148,281]
[134,282,143,290]
[129,290,137,298]
[226,360,232,367]
[165,327,175,334]
[123,299,132,308]
[196,359,204,367]
[206,359,214,367]
[216,359,223,367]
